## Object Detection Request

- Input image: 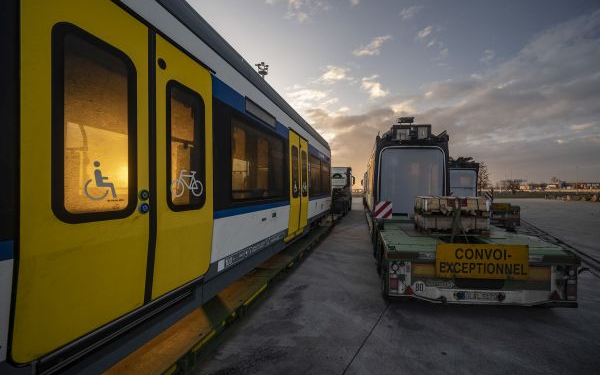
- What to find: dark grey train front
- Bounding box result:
[363,118,449,216]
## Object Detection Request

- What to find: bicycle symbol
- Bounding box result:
[84,161,117,201]
[171,170,204,198]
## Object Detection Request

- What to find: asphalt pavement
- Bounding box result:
[192,200,600,375]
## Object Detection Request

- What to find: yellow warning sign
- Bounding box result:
[436,244,529,280]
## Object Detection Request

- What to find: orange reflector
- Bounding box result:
[528,267,551,281]
[389,278,399,290]
[412,263,435,277]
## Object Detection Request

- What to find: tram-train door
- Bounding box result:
[286,130,309,241]
[152,35,213,299]
[14,0,149,363]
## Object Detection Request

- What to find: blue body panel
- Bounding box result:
[214,201,290,219]
[0,241,14,261]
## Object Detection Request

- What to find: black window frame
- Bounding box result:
[212,98,289,211]
[166,80,206,212]
[291,146,299,198]
[321,160,331,195]
[301,150,308,197]
[309,153,323,197]
[230,115,286,202]
[0,0,19,240]
[51,22,138,224]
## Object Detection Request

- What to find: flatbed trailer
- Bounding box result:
[364,117,580,307]
[368,218,579,306]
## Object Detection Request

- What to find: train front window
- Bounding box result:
[55,26,136,219]
[450,169,477,197]
[231,118,284,200]
[168,82,205,209]
[379,148,445,215]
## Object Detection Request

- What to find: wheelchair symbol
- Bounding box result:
[84,161,117,201]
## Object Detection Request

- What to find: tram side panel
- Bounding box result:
[13,0,151,364]
[3,0,332,371]
[206,81,331,295]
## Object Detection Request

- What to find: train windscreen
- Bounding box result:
[379,148,445,215]
[450,169,477,197]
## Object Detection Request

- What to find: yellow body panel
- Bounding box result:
[298,138,309,234]
[286,131,310,241]
[14,0,149,363]
[152,36,213,299]
[285,131,300,241]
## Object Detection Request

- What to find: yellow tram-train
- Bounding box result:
[0,0,331,373]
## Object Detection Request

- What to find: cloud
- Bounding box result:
[266,0,330,23]
[415,26,448,60]
[416,26,433,40]
[286,88,329,109]
[307,106,396,161]
[361,75,389,99]
[305,10,600,184]
[353,35,392,56]
[318,65,352,84]
[481,49,495,64]
[391,100,416,113]
[399,5,422,20]
[570,122,596,131]
[266,0,358,22]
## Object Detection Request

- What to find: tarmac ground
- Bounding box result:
[192,199,600,375]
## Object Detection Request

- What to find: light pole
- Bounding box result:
[255,61,269,79]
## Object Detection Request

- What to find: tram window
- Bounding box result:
[309,154,321,194]
[321,161,331,193]
[54,24,136,221]
[167,81,205,210]
[301,151,308,197]
[231,118,284,200]
[291,146,299,198]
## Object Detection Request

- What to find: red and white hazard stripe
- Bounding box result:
[374,201,392,219]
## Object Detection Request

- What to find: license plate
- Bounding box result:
[455,291,502,301]
[436,244,529,280]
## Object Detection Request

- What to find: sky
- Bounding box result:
[189,0,600,186]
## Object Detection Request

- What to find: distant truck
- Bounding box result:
[331,167,354,215]
[364,117,579,307]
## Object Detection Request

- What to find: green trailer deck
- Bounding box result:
[372,219,580,306]
[378,221,580,265]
